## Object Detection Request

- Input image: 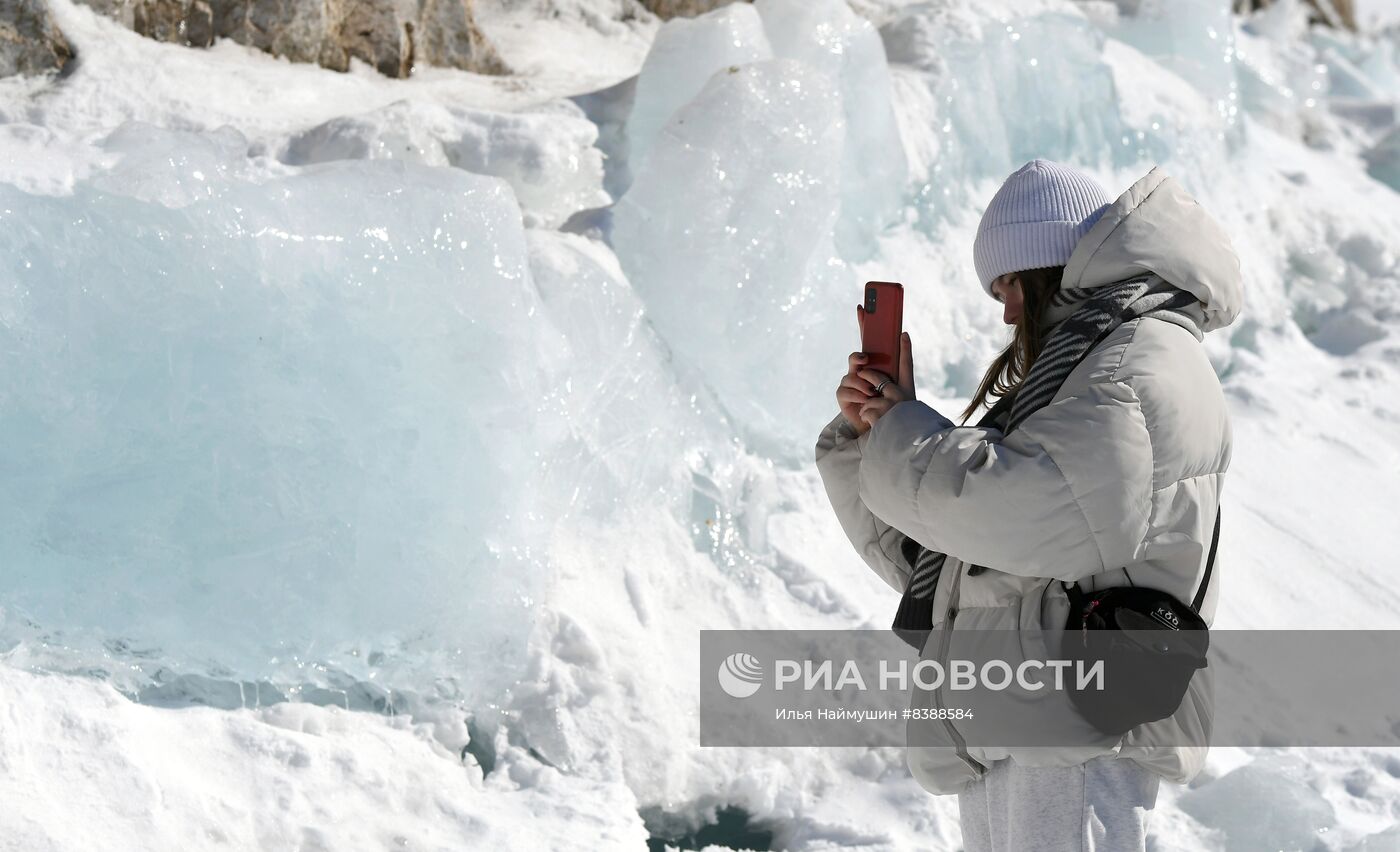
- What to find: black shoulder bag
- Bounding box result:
[1059,506,1220,736]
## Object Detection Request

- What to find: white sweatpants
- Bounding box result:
[957,755,1161,852]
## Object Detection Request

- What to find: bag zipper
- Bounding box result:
[933,560,988,777]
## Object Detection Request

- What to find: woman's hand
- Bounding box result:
[837,350,877,435]
[856,331,915,430]
[836,329,915,434]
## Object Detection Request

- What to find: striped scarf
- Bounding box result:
[890,273,1202,651]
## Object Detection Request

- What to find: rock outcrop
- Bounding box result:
[75,0,508,77]
[1230,0,1356,31]
[0,0,75,77]
[640,0,747,20]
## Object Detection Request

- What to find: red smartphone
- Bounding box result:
[859,281,904,379]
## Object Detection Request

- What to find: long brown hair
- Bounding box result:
[957,265,1065,425]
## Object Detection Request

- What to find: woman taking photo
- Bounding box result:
[815,159,1243,851]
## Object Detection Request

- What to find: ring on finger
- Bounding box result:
[874,379,892,395]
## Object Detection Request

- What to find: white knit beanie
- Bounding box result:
[972,159,1114,299]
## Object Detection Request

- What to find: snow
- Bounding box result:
[3,0,1400,848]
[0,663,650,850]
[1356,0,1400,33]
[1176,752,1340,852]
[1351,824,1400,851]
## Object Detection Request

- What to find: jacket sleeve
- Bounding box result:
[856,381,1154,582]
[814,412,916,594]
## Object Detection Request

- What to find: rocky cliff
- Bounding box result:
[1,0,74,76]
[2,0,507,79]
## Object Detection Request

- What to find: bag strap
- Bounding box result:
[1190,505,1222,613]
[1062,503,1223,612]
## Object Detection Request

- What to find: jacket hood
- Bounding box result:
[1058,165,1243,337]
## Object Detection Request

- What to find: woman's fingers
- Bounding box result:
[856,368,891,386]
[837,385,872,406]
[856,368,906,399]
[859,395,895,423]
[860,399,890,425]
[847,350,869,374]
[841,373,875,395]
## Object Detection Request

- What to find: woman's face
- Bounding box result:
[991,273,1023,325]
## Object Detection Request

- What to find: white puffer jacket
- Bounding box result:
[815,165,1243,796]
